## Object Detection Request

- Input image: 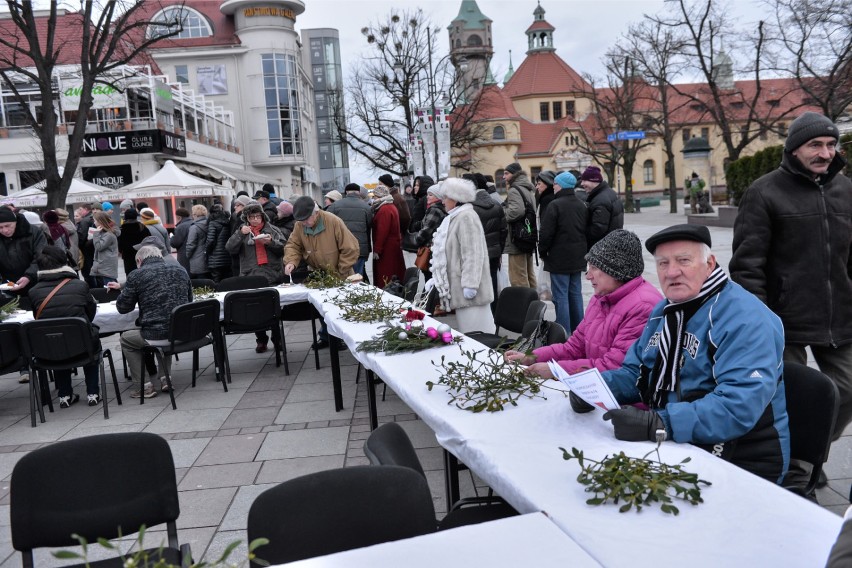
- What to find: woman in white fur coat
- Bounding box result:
[430,178,495,333]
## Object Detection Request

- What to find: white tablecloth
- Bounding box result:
[7,284,311,334]
[306,288,843,567]
[275,512,601,567]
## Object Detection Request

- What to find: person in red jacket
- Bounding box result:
[506,229,662,378]
[370,185,406,288]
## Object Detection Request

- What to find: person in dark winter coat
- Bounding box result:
[0,206,47,296]
[403,184,416,218]
[403,182,448,279]
[327,184,373,279]
[169,208,192,273]
[471,181,508,313]
[502,163,537,288]
[379,174,411,234]
[272,200,296,242]
[409,175,435,230]
[253,190,279,224]
[29,246,102,407]
[185,204,210,279]
[538,172,588,333]
[579,166,624,249]
[117,209,149,276]
[535,170,558,217]
[75,204,96,286]
[226,201,286,288]
[370,185,406,287]
[206,204,232,283]
[731,112,852,455]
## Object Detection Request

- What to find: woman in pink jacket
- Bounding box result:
[506,230,662,378]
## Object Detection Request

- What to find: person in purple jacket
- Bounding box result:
[505,229,661,379]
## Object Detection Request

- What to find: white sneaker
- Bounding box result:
[87,394,101,406]
[160,377,171,392]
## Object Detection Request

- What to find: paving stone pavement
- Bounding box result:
[0,203,848,565]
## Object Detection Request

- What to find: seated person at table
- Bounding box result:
[0,205,47,297]
[505,230,662,378]
[108,245,192,398]
[28,246,102,408]
[599,224,790,484]
[284,196,360,349]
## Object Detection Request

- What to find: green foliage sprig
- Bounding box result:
[559,445,711,515]
[192,286,217,300]
[427,348,566,412]
[357,323,462,354]
[332,285,404,323]
[54,525,269,567]
[0,296,20,322]
[303,267,346,289]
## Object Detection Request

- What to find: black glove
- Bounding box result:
[569,391,595,414]
[602,406,665,442]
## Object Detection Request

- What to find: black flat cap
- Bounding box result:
[292,196,316,221]
[645,224,712,253]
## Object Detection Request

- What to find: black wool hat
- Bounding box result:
[784,112,839,152]
[378,174,395,188]
[536,170,556,186]
[344,183,361,193]
[505,162,522,175]
[645,224,712,253]
[0,207,16,223]
[585,230,644,282]
[292,196,316,221]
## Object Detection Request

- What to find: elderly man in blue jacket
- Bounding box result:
[599,224,790,484]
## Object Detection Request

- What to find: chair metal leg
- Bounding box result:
[39,371,53,414]
[156,351,177,410]
[214,333,227,393]
[139,354,147,405]
[29,369,41,427]
[99,356,109,420]
[104,349,122,406]
[191,349,199,387]
[222,332,232,386]
[278,321,289,375]
[311,318,320,370]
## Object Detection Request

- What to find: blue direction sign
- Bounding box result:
[607,133,617,142]
[617,131,646,140]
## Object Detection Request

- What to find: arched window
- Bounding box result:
[455,39,462,49]
[643,160,655,184]
[467,34,483,47]
[492,125,505,140]
[148,6,213,39]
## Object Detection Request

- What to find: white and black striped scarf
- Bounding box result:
[650,265,728,407]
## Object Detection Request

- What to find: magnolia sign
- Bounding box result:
[60,80,125,110]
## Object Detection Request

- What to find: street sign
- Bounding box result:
[607,133,617,142]
[617,131,646,140]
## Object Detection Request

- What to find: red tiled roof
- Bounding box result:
[503,51,590,98]
[525,19,554,33]
[133,1,240,50]
[471,84,521,120]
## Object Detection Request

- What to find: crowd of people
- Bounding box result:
[1,111,850,508]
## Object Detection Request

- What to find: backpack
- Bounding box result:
[510,187,538,254]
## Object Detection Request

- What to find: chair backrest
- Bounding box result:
[522,301,546,334]
[545,321,568,346]
[216,275,269,292]
[0,322,25,375]
[784,362,839,492]
[11,432,180,552]
[168,299,220,344]
[223,289,281,332]
[20,317,98,370]
[247,465,435,566]
[90,287,120,303]
[363,422,427,478]
[190,278,216,290]
[494,286,539,334]
[280,300,319,322]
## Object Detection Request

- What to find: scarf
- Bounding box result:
[370,194,394,212]
[250,224,268,265]
[647,265,729,408]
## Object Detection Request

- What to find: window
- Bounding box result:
[262,53,302,157]
[701,127,709,139]
[539,102,549,121]
[174,65,189,85]
[552,101,562,120]
[530,166,542,180]
[565,100,575,118]
[467,34,483,47]
[148,7,212,39]
[643,160,655,184]
[682,128,691,143]
[492,125,505,140]
[565,134,579,146]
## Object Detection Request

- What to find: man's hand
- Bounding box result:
[284,263,295,276]
[106,281,121,290]
[10,276,29,292]
[463,287,477,299]
[602,407,665,442]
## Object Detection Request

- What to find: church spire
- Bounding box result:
[525,1,556,54]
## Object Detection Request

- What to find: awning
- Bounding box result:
[157,156,274,187]
[103,159,232,200]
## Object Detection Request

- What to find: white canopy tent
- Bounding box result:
[7,170,105,208]
[104,160,232,201]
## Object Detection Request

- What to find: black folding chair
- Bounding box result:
[215,275,269,292]
[466,286,539,349]
[280,301,321,370]
[0,323,37,424]
[11,432,191,568]
[364,422,519,530]
[20,317,121,425]
[140,299,224,409]
[222,289,288,382]
[247,466,435,566]
[783,363,839,498]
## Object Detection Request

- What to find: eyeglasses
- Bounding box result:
[248,214,263,220]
